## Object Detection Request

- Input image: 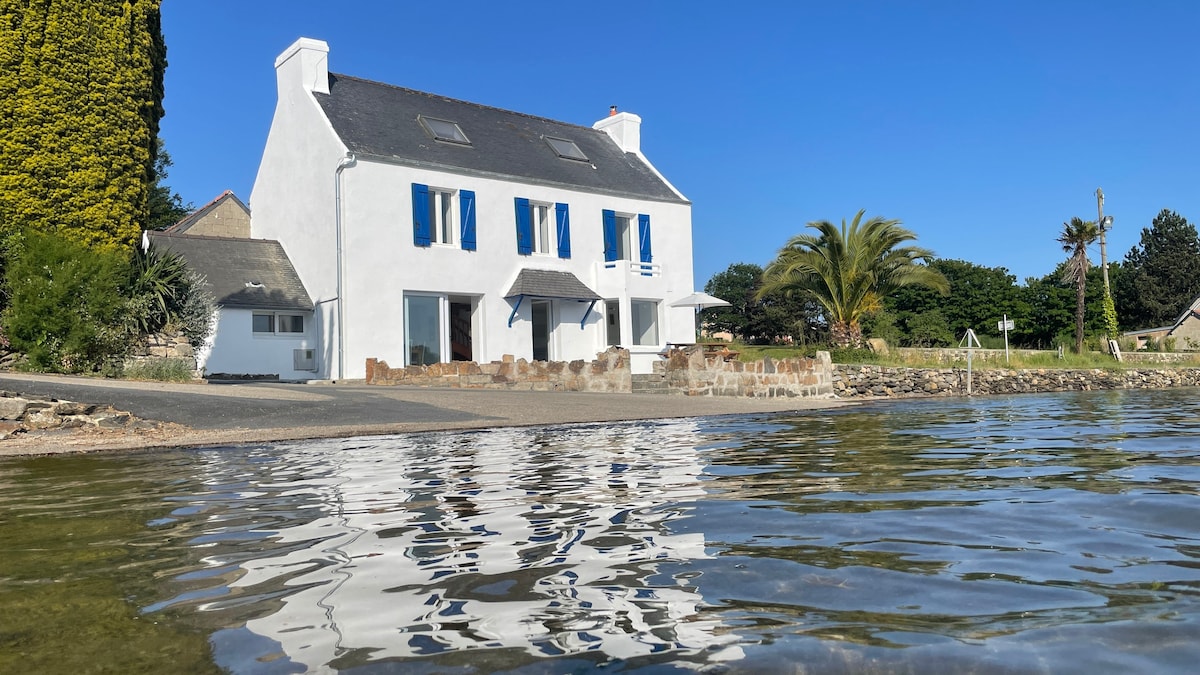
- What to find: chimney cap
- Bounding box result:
[609,105,618,116]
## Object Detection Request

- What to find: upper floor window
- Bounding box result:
[515,199,571,258]
[413,183,476,250]
[530,202,551,254]
[429,188,455,246]
[602,210,652,265]
[418,116,470,145]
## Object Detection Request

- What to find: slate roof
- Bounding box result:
[146,232,313,312]
[167,190,250,234]
[504,269,601,301]
[315,74,687,204]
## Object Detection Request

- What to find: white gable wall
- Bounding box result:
[251,38,350,379]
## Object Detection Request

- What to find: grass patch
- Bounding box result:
[121,358,196,382]
[730,343,1200,370]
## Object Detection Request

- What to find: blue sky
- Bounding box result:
[160,1,1200,288]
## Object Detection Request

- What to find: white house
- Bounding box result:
[145,231,318,380]
[251,38,697,379]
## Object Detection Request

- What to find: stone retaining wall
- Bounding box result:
[125,331,197,372]
[834,364,1200,398]
[657,348,835,398]
[365,348,632,392]
[0,390,153,439]
[895,346,1200,366]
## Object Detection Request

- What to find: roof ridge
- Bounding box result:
[328,73,606,135]
[149,231,281,246]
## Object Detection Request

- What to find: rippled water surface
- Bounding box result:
[3,389,1200,673]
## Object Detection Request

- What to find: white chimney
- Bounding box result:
[274,37,330,95]
[593,110,642,154]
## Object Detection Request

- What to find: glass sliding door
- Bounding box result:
[404,294,442,366]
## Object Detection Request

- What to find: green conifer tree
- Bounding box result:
[0,0,165,253]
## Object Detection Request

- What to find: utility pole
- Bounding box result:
[1096,187,1111,295]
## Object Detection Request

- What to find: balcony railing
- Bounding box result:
[600,260,661,277]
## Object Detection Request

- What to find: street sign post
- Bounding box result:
[996,315,1014,364]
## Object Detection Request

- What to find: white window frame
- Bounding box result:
[252,312,306,337]
[429,187,456,246]
[403,292,448,366]
[630,299,660,346]
[615,213,632,261]
[529,201,553,255]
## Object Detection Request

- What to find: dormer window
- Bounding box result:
[418,116,470,145]
[545,136,588,162]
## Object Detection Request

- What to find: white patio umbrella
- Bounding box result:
[671,292,731,341]
[670,291,731,311]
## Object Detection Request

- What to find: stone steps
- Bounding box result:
[631,373,678,394]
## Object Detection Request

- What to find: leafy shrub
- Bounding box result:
[906,309,954,347]
[2,231,130,372]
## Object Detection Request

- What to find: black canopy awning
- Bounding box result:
[504,269,601,301]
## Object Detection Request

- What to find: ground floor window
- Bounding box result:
[253,312,306,335]
[630,300,659,346]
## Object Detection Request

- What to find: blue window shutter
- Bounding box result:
[602,209,617,262]
[555,203,571,258]
[514,197,532,254]
[459,190,476,251]
[412,183,430,247]
[638,214,652,263]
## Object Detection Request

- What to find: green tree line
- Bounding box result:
[707,208,1200,353]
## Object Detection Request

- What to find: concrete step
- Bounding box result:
[631,374,678,394]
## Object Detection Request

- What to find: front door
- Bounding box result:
[449,300,472,361]
[532,300,551,362]
[605,299,621,346]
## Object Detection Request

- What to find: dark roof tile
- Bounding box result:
[315,74,686,203]
[146,232,313,312]
[505,269,601,301]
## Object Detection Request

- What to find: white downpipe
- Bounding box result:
[334,152,356,380]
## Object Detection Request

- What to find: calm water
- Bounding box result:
[2,390,1199,673]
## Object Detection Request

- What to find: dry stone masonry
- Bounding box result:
[652,347,834,398]
[366,348,632,392]
[834,365,1200,398]
[0,390,154,440]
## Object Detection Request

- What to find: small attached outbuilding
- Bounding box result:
[145,231,319,380]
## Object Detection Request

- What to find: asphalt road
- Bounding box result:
[0,374,485,430]
[0,372,848,454]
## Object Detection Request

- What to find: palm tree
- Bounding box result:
[759,210,949,347]
[1058,217,1099,354]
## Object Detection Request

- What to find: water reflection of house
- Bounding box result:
[200,423,741,669]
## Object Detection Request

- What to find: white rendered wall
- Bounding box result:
[250,38,348,379]
[200,308,317,381]
[251,38,697,379]
[338,160,695,376]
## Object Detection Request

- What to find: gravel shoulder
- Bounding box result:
[0,373,853,456]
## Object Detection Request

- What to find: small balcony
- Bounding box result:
[595,260,664,297]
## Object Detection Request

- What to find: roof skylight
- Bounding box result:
[418,116,470,145]
[545,136,588,162]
